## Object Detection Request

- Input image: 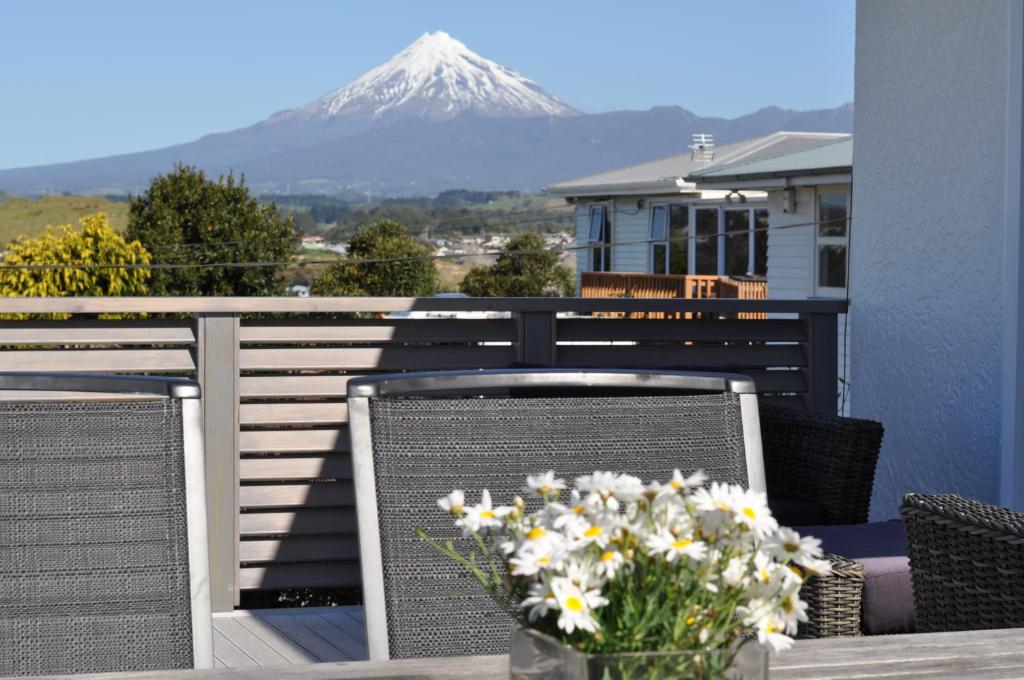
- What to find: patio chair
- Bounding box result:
[0,372,213,676]
[901,493,1024,632]
[347,368,766,660]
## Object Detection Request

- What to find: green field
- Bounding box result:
[0,195,131,246]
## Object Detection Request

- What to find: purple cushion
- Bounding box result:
[768,497,829,527]
[795,520,914,635]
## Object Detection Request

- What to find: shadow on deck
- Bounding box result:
[213,606,367,667]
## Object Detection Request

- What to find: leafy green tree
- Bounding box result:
[0,212,151,317]
[460,231,573,297]
[126,165,296,296]
[311,220,438,297]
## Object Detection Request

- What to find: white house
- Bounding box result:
[685,136,853,413]
[547,131,849,289]
[851,0,1024,517]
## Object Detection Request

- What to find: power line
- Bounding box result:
[0,215,849,272]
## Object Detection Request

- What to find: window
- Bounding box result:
[695,208,719,275]
[816,192,849,292]
[725,209,750,276]
[754,209,769,276]
[588,205,612,272]
[650,204,688,274]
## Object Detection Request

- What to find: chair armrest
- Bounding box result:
[798,553,864,638]
[900,493,1024,632]
[760,404,883,525]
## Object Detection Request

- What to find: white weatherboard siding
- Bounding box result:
[853,0,1009,518]
[573,198,667,282]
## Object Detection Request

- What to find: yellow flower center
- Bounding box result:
[716,502,730,512]
[670,480,682,489]
[789,564,805,578]
[573,505,586,514]
[565,596,584,613]
[527,527,546,541]
[686,616,696,625]
[782,597,794,613]
[480,510,495,520]
[742,507,757,520]
[672,539,693,550]
[784,541,799,553]
[584,526,603,538]
[601,550,616,562]
[537,556,551,566]
[760,569,771,583]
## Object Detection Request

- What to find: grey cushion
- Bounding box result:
[796,520,914,635]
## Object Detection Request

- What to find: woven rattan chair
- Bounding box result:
[0,372,213,675]
[347,368,766,660]
[760,404,884,525]
[901,493,1024,632]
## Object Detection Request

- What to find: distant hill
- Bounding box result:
[0,31,853,197]
[0,195,130,246]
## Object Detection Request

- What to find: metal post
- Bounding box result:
[194,313,240,611]
[513,311,557,366]
[801,312,840,414]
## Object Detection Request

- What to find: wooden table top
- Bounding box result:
[21,627,1024,680]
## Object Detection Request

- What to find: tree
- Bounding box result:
[126,165,296,296]
[311,220,439,297]
[460,231,573,297]
[0,212,151,316]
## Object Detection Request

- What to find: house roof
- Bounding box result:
[546,131,849,198]
[685,136,852,185]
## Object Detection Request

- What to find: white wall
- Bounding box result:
[852,0,1009,518]
[573,197,673,281]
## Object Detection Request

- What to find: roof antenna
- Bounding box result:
[689,133,715,166]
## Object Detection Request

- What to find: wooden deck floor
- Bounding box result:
[212,606,367,667]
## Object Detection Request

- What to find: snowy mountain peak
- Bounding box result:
[297,31,577,123]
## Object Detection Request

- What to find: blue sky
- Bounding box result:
[0,1,855,169]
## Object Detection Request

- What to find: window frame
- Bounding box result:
[587,203,613,272]
[814,188,851,297]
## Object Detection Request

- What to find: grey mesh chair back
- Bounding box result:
[347,368,765,660]
[0,372,213,676]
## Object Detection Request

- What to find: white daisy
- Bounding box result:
[646,529,708,563]
[457,489,511,534]
[595,548,625,579]
[550,576,607,634]
[731,488,778,539]
[436,490,465,516]
[764,527,824,566]
[521,580,558,623]
[526,471,567,498]
[510,543,564,577]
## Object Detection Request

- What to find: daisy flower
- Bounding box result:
[510,543,564,577]
[764,527,824,566]
[550,576,607,634]
[526,471,567,498]
[457,489,510,534]
[436,490,465,516]
[646,529,708,563]
[731,488,778,538]
[521,580,558,623]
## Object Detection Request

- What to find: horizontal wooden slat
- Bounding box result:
[0,296,850,315]
[240,454,352,480]
[558,318,806,343]
[240,483,354,508]
[239,375,359,398]
[239,536,359,563]
[240,319,514,343]
[240,402,348,426]
[0,321,195,345]
[744,369,806,393]
[239,429,349,454]
[239,561,361,589]
[0,349,195,372]
[556,344,806,369]
[240,346,514,371]
[240,508,357,536]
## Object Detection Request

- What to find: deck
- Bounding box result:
[212,607,367,667]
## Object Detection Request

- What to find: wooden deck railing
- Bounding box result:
[0,296,844,612]
[579,272,768,320]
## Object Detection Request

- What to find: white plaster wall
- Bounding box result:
[852,0,1008,518]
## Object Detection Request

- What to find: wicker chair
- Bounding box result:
[901,493,1024,632]
[0,372,213,675]
[759,405,884,639]
[760,404,884,525]
[347,368,767,660]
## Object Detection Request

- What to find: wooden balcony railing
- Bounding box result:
[579,272,768,319]
[0,296,844,612]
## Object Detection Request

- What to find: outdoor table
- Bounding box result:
[21,628,1024,680]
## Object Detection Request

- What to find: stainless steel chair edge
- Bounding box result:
[738,393,767,495]
[0,371,201,398]
[348,394,392,661]
[181,397,214,669]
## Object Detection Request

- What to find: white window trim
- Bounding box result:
[587,202,613,272]
[814,188,851,297]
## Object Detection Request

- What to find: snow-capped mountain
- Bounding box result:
[285,31,576,125]
[0,32,853,195]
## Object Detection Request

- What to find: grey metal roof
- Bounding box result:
[685,137,852,184]
[546,131,849,197]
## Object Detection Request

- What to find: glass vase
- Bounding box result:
[509,627,768,680]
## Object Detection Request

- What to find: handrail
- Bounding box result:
[0,296,849,314]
